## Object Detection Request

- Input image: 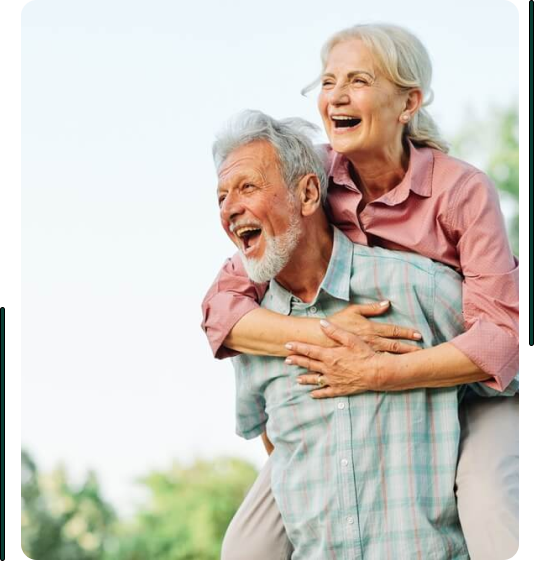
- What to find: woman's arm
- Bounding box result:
[201,253,266,359]
[288,321,492,397]
[288,247,518,397]
[227,302,422,356]
[444,172,518,391]
[202,254,422,358]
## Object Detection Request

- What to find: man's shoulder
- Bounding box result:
[351,243,435,273]
[350,243,462,282]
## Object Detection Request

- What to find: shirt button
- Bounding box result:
[309,306,317,314]
[341,458,348,467]
[347,516,355,525]
[337,402,345,410]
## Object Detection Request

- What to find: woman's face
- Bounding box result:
[318,39,408,159]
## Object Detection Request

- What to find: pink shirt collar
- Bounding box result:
[327,140,435,205]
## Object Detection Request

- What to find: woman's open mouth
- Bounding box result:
[331,115,362,132]
[235,225,263,256]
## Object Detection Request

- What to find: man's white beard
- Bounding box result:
[240,212,302,284]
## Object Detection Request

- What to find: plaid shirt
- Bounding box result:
[232,228,515,560]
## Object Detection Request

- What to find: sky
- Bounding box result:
[19,0,520,514]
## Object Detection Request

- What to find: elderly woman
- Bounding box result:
[202,24,518,560]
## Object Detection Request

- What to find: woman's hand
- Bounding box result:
[286,319,389,398]
[328,301,422,354]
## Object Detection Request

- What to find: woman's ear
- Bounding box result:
[297,174,322,216]
[402,88,423,120]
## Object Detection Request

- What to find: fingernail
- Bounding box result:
[285,343,293,350]
[296,377,303,384]
[285,358,293,364]
[380,300,389,307]
[319,319,330,327]
[414,332,422,340]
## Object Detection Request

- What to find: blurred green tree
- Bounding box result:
[451,104,519,254]
[22,451,258,560]
[22,449,116,560]
[105,457,258,560]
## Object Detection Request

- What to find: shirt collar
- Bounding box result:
[267,227,353,315]
[327,140,434,204]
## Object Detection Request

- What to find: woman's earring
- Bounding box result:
[400,113,410,123]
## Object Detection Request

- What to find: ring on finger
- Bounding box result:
[317,374,326,387]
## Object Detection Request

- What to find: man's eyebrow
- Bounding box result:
[217,173,244,194]
[322,70,375,80]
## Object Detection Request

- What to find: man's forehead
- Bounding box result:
[218,141,278,184]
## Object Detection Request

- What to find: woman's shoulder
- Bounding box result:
[429,148,493,194]
[427,148,502,232]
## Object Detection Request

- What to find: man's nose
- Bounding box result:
[220,193,245,224]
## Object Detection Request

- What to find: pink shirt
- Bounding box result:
[202,141,519,392]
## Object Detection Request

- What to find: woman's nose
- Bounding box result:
[328,83,350,106]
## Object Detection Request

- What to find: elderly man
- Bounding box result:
[213,110,514,560]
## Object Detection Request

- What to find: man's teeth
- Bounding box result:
[235,226,261,238]
[332,116,358,120]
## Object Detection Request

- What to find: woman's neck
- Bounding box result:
[347,140,410,204]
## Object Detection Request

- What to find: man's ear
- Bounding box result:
[296,174,322,216]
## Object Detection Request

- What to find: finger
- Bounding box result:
[319,320,360,347]
[297,373,328,386]
[372,321,422,341]
[285,355,326,373]
[310,387,337,399]
[285,341,328,360]
[373,339,422,354]
[350,300,390,317]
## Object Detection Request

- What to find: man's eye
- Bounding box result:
[218,195,226,207]
[242,184,255,191]
[321,81,335,89]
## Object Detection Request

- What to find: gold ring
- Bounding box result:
[317,375,326,387]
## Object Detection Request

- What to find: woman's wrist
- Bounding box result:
[374,352,396,391]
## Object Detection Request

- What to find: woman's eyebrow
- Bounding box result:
[322,70,376,79]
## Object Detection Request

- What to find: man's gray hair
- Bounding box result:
[213,110,328,203]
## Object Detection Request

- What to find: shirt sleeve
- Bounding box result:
[233,356,269,439]
[201,253,268,359]
[432,264,518,397]
[444,172,519,392]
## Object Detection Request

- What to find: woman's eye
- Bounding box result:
[218,195,226,207]
[352,78,367,86]
[321,81,335,89]
[242,184,255,191]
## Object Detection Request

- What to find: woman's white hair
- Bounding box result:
[303,23,449,153]
[213,110,329,203]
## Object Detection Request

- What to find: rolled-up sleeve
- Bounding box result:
[201,253,268,359]
[446,172,519,392]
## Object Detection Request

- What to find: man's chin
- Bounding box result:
[239,254,278,284]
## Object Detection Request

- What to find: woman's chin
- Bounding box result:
[330,139,359,156]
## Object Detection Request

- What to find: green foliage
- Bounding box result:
[21,451,258,560]
[105,458,258,560]
[22,450,117,560]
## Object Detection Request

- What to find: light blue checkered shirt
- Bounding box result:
[232,228,514,560]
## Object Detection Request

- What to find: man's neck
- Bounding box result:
[274,214,333,303]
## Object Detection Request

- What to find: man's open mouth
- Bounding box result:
[331,115,362,129]
[234,225,263,255]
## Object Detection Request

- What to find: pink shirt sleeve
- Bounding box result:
[201,253,268,359]
[445,172,519,391]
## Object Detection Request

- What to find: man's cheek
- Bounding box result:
[221,221,237,245]
[220,218,230,234]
